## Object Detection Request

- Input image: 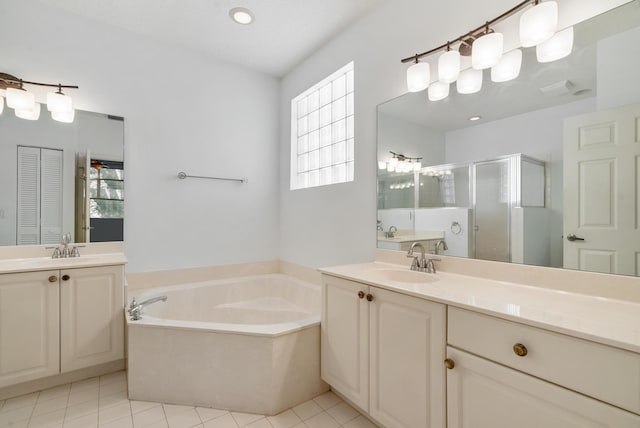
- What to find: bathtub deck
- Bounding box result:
[0,371,378,427]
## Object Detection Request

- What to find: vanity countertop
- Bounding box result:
[0,253,127,274]
[319,261,640,354]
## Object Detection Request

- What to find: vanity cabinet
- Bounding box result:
[321,275,446,428]
[446,307,640,427]
[0,265,124,388]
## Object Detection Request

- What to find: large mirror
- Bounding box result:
[0,109,125,246]
[377,1,640,276]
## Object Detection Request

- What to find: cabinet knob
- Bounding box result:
[358,291,365,299]
[62,275,70,281]
[513,343,528,357]
[48,275,58,283]
[366,293,374,302]
[444,358,455,369]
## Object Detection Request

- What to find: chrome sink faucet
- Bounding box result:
[425,257,441,274]
[435,240,448,255]
[128,295,168,320]
[385,225,398,238]
[46,233,83,258]
[407,242,427,271]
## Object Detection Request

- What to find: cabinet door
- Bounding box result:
[60,265,124,372]
[447,347,640,428]
[0,271,59,387]
[370,287,446,428]
[321,275,369,410]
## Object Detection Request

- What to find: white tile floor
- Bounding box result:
[0,371,378,428]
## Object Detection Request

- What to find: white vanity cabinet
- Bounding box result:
[446,307,640,427]
[321,274,446,428]
[0,265,125,388]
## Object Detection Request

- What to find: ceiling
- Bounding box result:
[35,0,384,77]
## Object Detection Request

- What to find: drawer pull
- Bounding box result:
[358,291,365,299]
[444,358,455,369]
[513,343,528,357]
[62,275,70,281]
[48,275,58,283]
[366,293,374,302]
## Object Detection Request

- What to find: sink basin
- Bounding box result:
[368,268,439,284]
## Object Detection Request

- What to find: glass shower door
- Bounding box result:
[473,159,510,262]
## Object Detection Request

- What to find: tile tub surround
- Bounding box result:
[127,274,328,415]
[321,257,640,354]
[0,371,376,428]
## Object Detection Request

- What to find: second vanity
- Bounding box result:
[319,257,640,428]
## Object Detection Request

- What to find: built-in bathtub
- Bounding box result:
[126,274,328,415]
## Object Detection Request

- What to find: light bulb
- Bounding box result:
[537,26,573,63]
[438,50,460,83]
[6,88,35,110]
[491,49,522,82]
[52,108,75,123]
[406,62,430,92]
[457,68,483,94]
[15,102,41,120]
[520,1,558,47]
[428,81,450,101]
[472,32,504,70]
[47,91,73,113]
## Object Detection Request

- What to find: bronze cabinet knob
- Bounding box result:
[358,291,365,299]
[48,275,57,283]
[366,293,374,302]
[513,343,528,357]
[444,358,455,369]
[62,274,70,281]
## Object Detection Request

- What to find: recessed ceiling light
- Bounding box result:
[229,7,254,25]
[468,115,482,121]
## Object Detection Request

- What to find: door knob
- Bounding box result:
[566,234,585,242]
[513,343,528,357]
[444,358,455,369]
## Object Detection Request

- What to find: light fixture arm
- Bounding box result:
[0,73,79,91]
[400,0,533,63]
[389,151,422,163]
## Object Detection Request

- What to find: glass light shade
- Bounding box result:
[47,92,73,113]
[520,1,558,47]
[15,102,41,120]
[457,69,483,94]
[413,161,422,171]
[428,81,450,101]
[52,108,75,123]
[536,26,573,63]
[491,49,523,82]
[406,62,430,92]
[0,97,4,115]
[472,32,504,70]
[438,50,460,83]
[378,160,386,170]
[6,88,35,110]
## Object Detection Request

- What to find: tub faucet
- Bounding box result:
[128,295,168,321]
[406,242,427,271]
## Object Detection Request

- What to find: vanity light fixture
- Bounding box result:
[0,73,78,123]
[401,0,572,100]
[406,59,430,92]
[0,89,4,114]
[428,81,450,101]
[229,7,254,25]
[380,151,423,172]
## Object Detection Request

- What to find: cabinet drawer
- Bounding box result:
[448,307,640,415]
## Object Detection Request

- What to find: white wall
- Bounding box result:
[0,2,280,272]
[278,0,625,269]
[597,25,640,110]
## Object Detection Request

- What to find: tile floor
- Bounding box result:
[0,371,378,428]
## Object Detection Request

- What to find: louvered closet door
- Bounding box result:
[17,147,41,245]
[40,149,63,244]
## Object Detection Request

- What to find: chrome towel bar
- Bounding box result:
[177,172,248,184]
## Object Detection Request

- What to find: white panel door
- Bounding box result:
[369,287,445,428]
[16,146,41,245]
[321,275,369,410]
[0,271,59,388]
[60,265,125,372]
[564,103,640,275]
[446,347,640,428]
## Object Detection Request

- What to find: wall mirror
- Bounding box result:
[0,109,125,246]
[377,1,640,276]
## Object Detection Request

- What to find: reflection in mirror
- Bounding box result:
[0,110,125,246]
[376,2,640,276]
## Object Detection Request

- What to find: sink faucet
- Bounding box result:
[425,258,441,274]
[46,233,83,258]
[385,225,398,238]
[128,295,168,321]
[407,242,427,271]
[435,240,448,255]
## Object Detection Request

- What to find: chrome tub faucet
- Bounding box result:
[128,295,168,320]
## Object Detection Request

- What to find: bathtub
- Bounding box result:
[126,274,328,415]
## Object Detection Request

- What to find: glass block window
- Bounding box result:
[290,62,354,190]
